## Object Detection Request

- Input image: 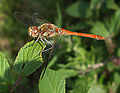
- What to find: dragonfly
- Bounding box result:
[15,12,105,49]
[14,12,105,78]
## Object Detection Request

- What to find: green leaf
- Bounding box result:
[106,62,114,72]
[89,86,106,93]
[13,40,45,76]
[71,79,90,93]
[90,0,103,10]
[0,51,11,92]
[0,51,10,80]
[117,48,120,57]
[72,86,90,93]
[67,1,91,18]
[90,21,109,38]
[0,51,12,83]
[106,0,119,10]
[97,10,120,38]
[39,69,65,93]
[55,3,62,27]
[58,69,78,78]
[109,10,120,36]
[114,72,120,86]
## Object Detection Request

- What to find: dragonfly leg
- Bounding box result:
[34,36,41,44]
[42,47,52,52]
[42,38,53,52]
[40,38,46,46]
[43,38,53,47]
[40,37,57,79]
[25,36,40,48]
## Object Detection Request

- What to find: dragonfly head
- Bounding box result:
[28,26,39,38]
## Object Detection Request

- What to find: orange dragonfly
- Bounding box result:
[14,12,105,51]
[14,12,105,78]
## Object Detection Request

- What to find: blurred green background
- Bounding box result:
[0,0,120,93]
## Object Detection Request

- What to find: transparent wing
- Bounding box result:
[32,13,50,26]
[14,12,34,27]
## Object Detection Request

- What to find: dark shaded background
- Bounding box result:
[0,0,120,93]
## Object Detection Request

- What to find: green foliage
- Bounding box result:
[72,80,90,93]
[39,69,65,93]
[117,48,120,57]
[0,52,11,92]
[106,0,119,10]
[89,86,106,93]
[0,51,10,80]
[1,0,120,93]
[0,41,45,92]
[14,40,44,76]
[67,1,92,18]
[72,85,90,93]
[90,0,103,10]
[90,21,109,38]
[55,3,62,27]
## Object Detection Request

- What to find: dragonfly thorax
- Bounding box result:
[28,26,39,38]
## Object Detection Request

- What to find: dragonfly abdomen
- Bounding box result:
[59,28,105,40]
